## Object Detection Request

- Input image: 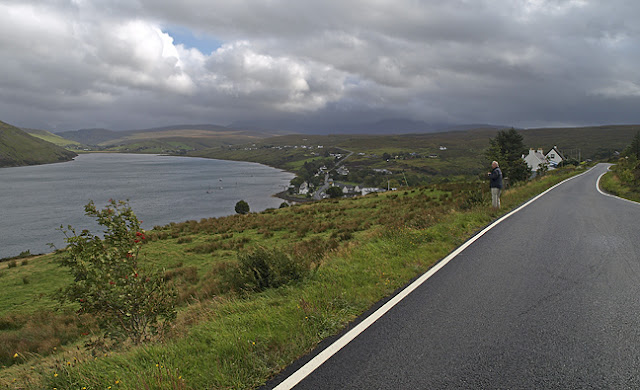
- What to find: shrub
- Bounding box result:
[7,260,17,268]
[176,236,193,244]
[230,247,309,291]
[235,200,250,215]
[56,200,177,345]
[0,310,95,367]
[460,188,487,209]
[327,186,344,198]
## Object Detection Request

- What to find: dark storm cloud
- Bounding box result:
[1,0,639,131]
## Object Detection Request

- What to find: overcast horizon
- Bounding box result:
[2,0,640,133]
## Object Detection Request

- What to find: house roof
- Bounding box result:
[547,146,564,159]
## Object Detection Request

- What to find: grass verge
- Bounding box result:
[599,170,640,203]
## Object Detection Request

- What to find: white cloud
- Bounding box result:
[1,0,640,130]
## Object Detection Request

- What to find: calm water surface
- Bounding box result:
[0,154,294,258]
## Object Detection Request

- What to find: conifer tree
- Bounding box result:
[486,128,531,183]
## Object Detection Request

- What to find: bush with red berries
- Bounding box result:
[56,199,176,345]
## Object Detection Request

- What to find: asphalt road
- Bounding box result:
[266,164,640,389]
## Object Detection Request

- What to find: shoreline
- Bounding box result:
[274,190,315,204]
[1,153,297,260]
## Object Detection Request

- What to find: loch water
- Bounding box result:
[0,153,294,258]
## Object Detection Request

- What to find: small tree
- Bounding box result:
[486,128,531,183]
[623,131,640,160]
[56,200,176,345]
[235,200,250,215]
[326,186,344,198]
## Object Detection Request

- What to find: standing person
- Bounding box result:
[488,161,503,208]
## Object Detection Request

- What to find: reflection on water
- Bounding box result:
[0,154,294,258]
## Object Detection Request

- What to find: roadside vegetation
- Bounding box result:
[600,131,640,202]
[0,165,586,389]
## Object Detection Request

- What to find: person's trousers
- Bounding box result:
[491,187,501,208]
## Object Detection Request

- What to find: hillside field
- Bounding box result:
[192,125,638,186]
[22,129,81,148]
[0,121,77,167]
[57,125,283,154]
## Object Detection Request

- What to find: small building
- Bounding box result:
[545,146,564,167]
[439,146,447,151]
[523,148,548,172]
[298,182,309,195]
[340,184,358,194]
[361,187,386,196]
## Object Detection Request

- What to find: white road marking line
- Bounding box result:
[596,170,640,205]
[273,167,595,390]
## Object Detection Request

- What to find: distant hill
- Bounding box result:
[56,124,283,153]
[0,121,77,167]
[521,125,640,160]
[56,128,120,145]
[22,128,81,147]
[193,124,640,186]
[228,117,506,135]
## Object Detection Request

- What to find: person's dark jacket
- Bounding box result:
[489,167,503,189]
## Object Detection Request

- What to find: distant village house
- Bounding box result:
[298,182,310,195]
[545,146,564,167]
[522,146,564,172]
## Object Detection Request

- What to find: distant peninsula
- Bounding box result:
[0,120,77,168]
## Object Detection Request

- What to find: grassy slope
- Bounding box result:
[599,167,640,203]
[0,121,77,167]
[22,129,81,147]
[0,166,585,389]
[58,126,278,154]
[191,129,497,181]
[192,125,638,183]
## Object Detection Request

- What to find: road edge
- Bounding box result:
[271,166,596,390]
[596,168,640,206]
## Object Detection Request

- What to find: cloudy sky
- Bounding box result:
[1,0,639,132]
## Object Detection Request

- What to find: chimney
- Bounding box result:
[537,148,544,155]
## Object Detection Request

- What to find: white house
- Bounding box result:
[336,166,349,176]
[545,146,564,167]
[340,184,357,194]
[298,182,309,195]
[523,148,547,172]
[361,187,386,196]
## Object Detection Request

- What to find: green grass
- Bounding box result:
[599,170,640,203]
[0,255,71,315]
[0,166,585,389]
[21,129,81,147]
[0,121,77,167]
